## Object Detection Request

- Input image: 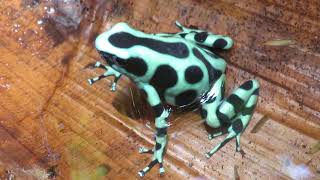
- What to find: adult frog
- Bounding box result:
[88,21,260,177]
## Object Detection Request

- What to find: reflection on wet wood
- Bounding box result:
[0,0,319,179]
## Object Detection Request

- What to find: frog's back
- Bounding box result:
[132,35,227,107]
[101,22,226,107]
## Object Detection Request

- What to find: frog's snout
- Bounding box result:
[95,34,107,52]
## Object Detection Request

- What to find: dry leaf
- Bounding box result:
[264,40,294,46]
[251,115,269,133]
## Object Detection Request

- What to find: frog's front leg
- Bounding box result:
[87,61,122,91]
[137,84,170,177]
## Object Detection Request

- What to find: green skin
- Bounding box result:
[88,21,260,177]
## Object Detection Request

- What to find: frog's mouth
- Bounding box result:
[98,50,116,65]
[98,50,127,67]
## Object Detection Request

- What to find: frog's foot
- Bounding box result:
[138,147,153,154]
[87,61,122,91]
[237,149,246,158]
[138,159,164,177]
[206,132,236,158]
[235,134,246,157]
[206,116,253,158]
[138,136,167,177]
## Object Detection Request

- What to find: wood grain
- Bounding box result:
[0,0,319,179]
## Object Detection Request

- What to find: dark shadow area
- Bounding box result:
[203,120,229,136]
[112,83,153,121]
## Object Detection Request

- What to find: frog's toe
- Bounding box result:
[208,134,213,140]
[110,82,117,92]
[159,165,165,175]
[236,146,241,152]
[138,147,145,154]
[237,149,246,158]
[88,79,94,85]
[205,152,212,159]
[138,147,153,154]
[94,61,102,67]
[138,171,145,177]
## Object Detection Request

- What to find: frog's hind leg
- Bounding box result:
[156,21,233,50]
[205,80,260,158]
[174,21,234,50]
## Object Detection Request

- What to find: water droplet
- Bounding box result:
[37,20,43,25]
[47,7,55,14]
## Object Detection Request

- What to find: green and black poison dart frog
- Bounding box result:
[88,21,260,177]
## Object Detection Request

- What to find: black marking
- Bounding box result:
[159,163,163,168]
[141,89,148,98]
[242,105,256,116]
[252,88,260,95]
[118,57,148,76]
[226,94,244,113]
[155,143,162,150]
[175,90,198,106]
[150,65,178,99]
[216,109,230,123]
[239,80,253,90]
[185,66,203,84]
[96,75,106,81]
[179,33,187,38]
[152,104,164,117]
[148,160,158,169]
[195,32,209,43]
[205,51,220,59]
[109,32,189,58]
[211,66,221,83]
[188,25,199,29]
[205,96,217,104]
[200,108,208,119]
[156,127,167,137]
[100,75,107,79]
[192,48,222,85]
[232,118,244,134]
[213,39,228,49]
[221,82,225,99]
[217,137,233,151]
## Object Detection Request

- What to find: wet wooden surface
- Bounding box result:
[0,0,319,179]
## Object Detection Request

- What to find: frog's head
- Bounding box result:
[95,22,146,75]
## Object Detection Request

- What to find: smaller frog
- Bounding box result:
[88,21,259,177]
